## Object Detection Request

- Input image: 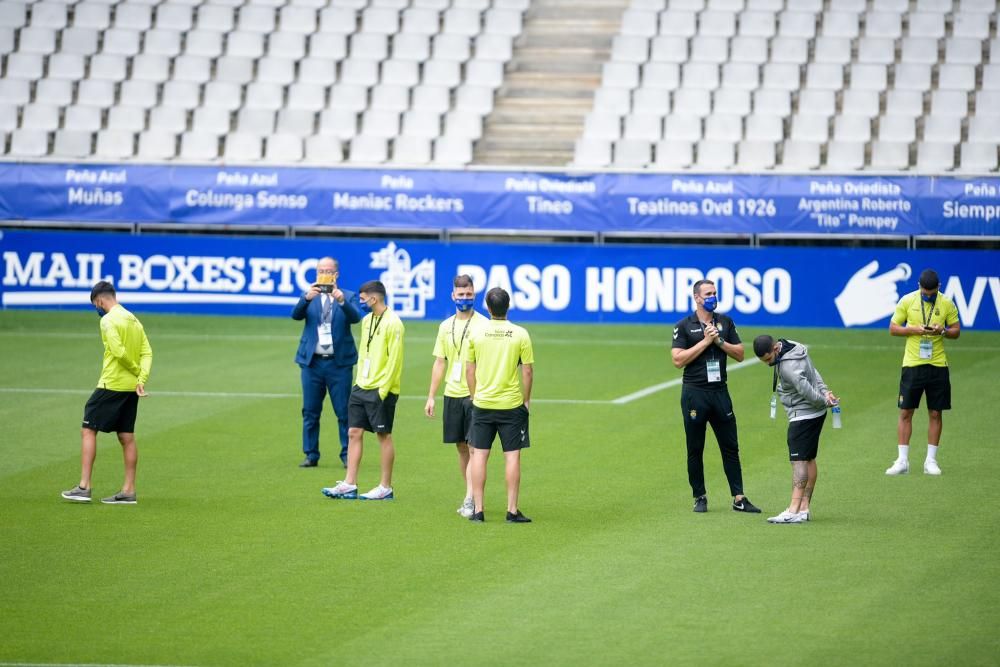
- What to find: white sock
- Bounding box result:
[926,445,938,462]
[897,444,909,462]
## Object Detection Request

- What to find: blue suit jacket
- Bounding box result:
[292,289,361,368]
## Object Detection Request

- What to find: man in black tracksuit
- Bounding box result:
[671,279,761,514]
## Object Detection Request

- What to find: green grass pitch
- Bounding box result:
[1,310,998,666]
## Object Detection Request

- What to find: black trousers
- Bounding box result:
[681,385,743,498]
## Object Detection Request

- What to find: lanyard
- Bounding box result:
[772,364,779,392]
[450,315,473,359]
[366,312,384,352]
[920,299,932,328]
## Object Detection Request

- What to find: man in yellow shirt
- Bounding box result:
[62,281,152,505]
[322,280,405,501]
[465,287,534,523]
[425,275,489,518]
[886,269,961,476]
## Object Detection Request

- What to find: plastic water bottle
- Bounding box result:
[831,402,842,429]
[769,395,777,419]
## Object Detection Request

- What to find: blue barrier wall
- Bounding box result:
[2,229,998,329]
[1,164,999,236]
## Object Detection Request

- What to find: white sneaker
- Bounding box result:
[885,459,909,475]
[321,481,358,499]
[924,460,942,475]
[360,484,394,500]
[798,509,810,522]
[457,497,474,518]
[767,510,804,524]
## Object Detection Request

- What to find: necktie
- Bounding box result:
[321,296,332,351]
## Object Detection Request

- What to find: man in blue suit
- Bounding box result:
[292,257,361,468]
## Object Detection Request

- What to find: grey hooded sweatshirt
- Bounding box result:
[773,339,829,421]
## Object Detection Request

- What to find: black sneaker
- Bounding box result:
[506,510,531,523]
[299,458,318,468]
[732,497,761,513]
[693,495,707,513]
[469,511,485,523]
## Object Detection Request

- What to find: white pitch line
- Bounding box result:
[0,387,612,405]
[611,357,760,405]
[0,663,198,667]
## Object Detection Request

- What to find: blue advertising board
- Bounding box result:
[2,229,998,329]
[0,164,998,236]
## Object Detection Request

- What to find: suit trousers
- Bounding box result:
[301,355,353,464]
[680,385,744,498]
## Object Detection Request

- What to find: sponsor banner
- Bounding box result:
[3,229,998,329]
[0,164,998,236]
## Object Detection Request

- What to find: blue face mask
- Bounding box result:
[921,293,937,303]
[455,298,475,312]
[94,305,107,317]
[358,300,372,314]
[702,295,718,312]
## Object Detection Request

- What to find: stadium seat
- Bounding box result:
[695,140,735,169]
[713,88,751,116]
[52,130,94,158]
[663,114,703,141]
[455,86,495,115]
[265,134,304,163]
[798,90,836,117]
[224,133,263,162]
[179,131,219,160]
[434,135,473,165]
[824,141,865,171]
[841,89,881,118]
[958,143,998,171]
[391,135,432,165]
[34,78,74,106]
[95,130,135,159]
[20,104,60,131]
[652,139,693,169]
[915,142,955,171]
[744,113,784,142]
[276,110,318,138]
[65,105,106,132]
[923,116,962,144]
[870,140,910,170]
[879,115,916,143]
[572,137,612,168]
[833,115,872,142]
[736,140,776,169]
[780,141,820,170]
[624,114,663,142]
[673,89,712,117]
[148,107,189,134]
[9,129,49,157]
[304,135,344,165]
[704,113,743,142]
[613,139,652,168]
[106,106,148,132]
[319,108,359,140]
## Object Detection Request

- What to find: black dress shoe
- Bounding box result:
[693,495,708,513]
[506,510,532,523]
[469,511,485,523]
[299,459,318,468]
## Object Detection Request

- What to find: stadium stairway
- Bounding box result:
[473,0,629,166]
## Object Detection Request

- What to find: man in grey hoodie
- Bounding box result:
[753,335,839,524]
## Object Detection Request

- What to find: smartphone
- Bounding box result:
[317,283,334,294]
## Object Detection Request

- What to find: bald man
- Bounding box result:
[292,257,362,468]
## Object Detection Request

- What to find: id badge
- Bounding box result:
[318,323,333,348]
[450,361,462,383]
[919,339,933,360]
[362,358,371,378]
[707,359,721,383]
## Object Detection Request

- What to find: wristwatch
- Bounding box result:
[715,338,724,348]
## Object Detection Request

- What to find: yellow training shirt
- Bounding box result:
[892,290,959,367]
[355,307,405,399]
[97,304,153,391]
[466,318,534,410]
[432,311,489,398]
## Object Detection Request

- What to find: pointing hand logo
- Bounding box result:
[834,260,911,327]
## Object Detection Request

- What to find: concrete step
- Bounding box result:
[483,122,582,138]
[488,109,588,125]
[528,6,623,21]
[494,95,593,110]
[473,152,573,167]
[519,32,616,49]
[504,71,602,87]
[512,59,603,74]
[478,136,577,152]
[514,46,610,63]
[527,18,621,34]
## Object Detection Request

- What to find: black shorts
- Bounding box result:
[898,365,951,411]
[787,413,826,462]
[442,395,473,444]
[470,404,529,452]
[82,388,139,433]
[348,386,398,434]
